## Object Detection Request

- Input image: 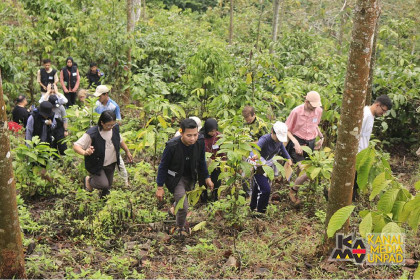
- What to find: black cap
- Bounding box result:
[39,101,54,118]
[48,95,60,108]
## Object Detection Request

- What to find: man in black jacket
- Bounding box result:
[156,118,214,235]
[87,62,104,89]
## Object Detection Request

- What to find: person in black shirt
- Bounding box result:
[87,62,104,89]
[12,95,29,127]
[156,118,214,236]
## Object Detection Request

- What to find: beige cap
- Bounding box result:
[94,85,110,97]
[272,121,288,142]
[306,91,322,107]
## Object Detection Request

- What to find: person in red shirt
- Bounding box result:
[199,118,224,202]
[285,91,324,205]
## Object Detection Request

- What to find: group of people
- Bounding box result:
[155,91,393,235]
[9,57,393,236]
[10,57,130,196]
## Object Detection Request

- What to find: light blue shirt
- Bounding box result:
[95,98,121,120]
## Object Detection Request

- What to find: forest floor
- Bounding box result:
[21,148,419,279]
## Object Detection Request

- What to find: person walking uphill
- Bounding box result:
[285,91,324,205]
[73,111,133,197]
[353,95,392,201]
[199,118,224,202]
[60,57,80,108]
[249,121,292,213]
[156,118,214,236]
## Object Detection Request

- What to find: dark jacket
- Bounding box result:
[87,70,103,88]
[157,135,207,193]
[32,110,54,144]
[61,66,78,91]
[85,125,120,175]
[40,68,57,92]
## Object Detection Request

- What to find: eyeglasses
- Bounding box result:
[102,123,116,129]
[379,105,388,113]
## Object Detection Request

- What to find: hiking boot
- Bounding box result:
[289,189,301,205]
[84,176,93,192]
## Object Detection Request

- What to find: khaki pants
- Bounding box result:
[173,177,193,228]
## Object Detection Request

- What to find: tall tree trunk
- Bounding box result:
[323,0,380,254]
[228,0,234,45]
[141,0,146,20]
[337,0,347,55]
[269,0,280,54]
[134,0,141,22]
[0,69,26,279]
[125,0,135,103]
[366,11,381,106]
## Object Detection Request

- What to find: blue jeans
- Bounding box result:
[250,174,271,213]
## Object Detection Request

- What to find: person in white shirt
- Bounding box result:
[354,95,392,200]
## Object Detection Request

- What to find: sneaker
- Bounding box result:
[289,189,301,205]
[84,176,93,192]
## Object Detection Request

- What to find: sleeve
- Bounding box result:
[36,70,41,83]
[156,146,172,187]
[23,110,29,127]
[60,107,68,124]
[74,133,92,150]
[60,70,68,92]
[278,143,291,159]
[198,141,210,179]
[250,135,267,157]
[25,116,34,141]
[57,92,68,105]
[54,72,59,84]
[285,109,297,134]
[38,94,45,104]
[74,69,81,91]
[115,105,122,120]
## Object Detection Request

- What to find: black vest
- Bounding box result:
[32,110,54,144]
[61,66,78,91]
[40,68,57,92]
[84,125,121,175]
[163,136,204,193]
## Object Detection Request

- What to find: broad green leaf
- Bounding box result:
[262,165,274,180]
[359,210,370,218]
[157,115,167,128]
[217,185,229,197]
[174,195,186,215]
[398,196,420,223]
[246,73,252,85]
[381,222,401,234]
[407,207,420,233]
[359,212,372,238]
[369,172,391,200]
[415,180,420,191]
[301,146,313,156]
[377,188,400,214]
[310,167,321,180]
[356,148,375,190]
[391,201,406,221]
[192,221,207,232]
[414,261,420,280]
[327,205,355,238]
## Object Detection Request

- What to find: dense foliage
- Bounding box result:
[1,0,419,278]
